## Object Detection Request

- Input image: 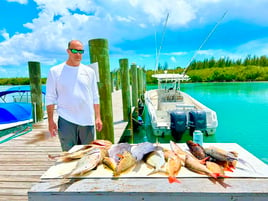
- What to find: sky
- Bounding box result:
[0,0,268,78]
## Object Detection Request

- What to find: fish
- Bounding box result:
[169,140,190,164]
[48,139,112,162]
[89,139,113,148]
[165,150,182,183]
[108,143,132,163]
[186,140,207,160]
[144,147,167,176]
[204,146,238,162]
[102,156,117,172]
[206,161,231,188]
[185,155,219,179]
[65,147,105,177]
[206,161,229,178]
[204,146,256,173]
[48,146,97,162]
[131,142,156,161]
[114,151,137,176]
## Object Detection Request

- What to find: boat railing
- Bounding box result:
[175,104,196,109]
[158,90,183,103]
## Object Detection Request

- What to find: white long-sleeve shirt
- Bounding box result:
[45,62,99,126]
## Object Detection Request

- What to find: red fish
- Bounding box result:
[164,149,181,184]
[186,140,207,160]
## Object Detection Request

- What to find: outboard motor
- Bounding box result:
[170,110,187,140]
[188,110,207,136]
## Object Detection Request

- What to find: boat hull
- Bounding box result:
[145,89,218,138]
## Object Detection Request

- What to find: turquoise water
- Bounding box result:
[131,82,268,164]
[1,83,268,164]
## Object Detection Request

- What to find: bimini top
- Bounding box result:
[152,73,190,81]
[0,85,46,98]
[0,85,46,124]
[0,102,32,124]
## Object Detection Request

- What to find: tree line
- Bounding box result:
[148,55,268,83]
[0,55,268,85]
[188,55,268,69]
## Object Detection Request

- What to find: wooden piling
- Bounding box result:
[88,39,114,143]
[143,69,147,94]
[119,58,131,122]
[115,70,120,90]
[28,61,43,123]
[131,63,138,108]
[110,72,114,92]
[137,67,143,100]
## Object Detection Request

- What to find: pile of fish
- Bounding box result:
[48,139,255,184]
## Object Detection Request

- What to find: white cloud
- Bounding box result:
[0,29,10,40]
[7,0,28,4]
[116,16,136,23]
[171,56,176,63]
[235,38,268,56]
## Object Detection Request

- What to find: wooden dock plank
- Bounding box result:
[0,181,34,189]
[0,165,52,171]
[0,196,28,201]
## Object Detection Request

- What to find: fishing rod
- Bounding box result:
[155,12,169,72]
[182,10,228,76]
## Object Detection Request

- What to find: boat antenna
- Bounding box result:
[155,12,169,72]
[182,10,228,76]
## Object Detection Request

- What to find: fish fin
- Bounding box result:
[211,173,230,179]
[147,169,167,176]
[116,154,124,159]
[168,176,180,184]
[210,173,219,179]
[48,154,57,160]
[238,158,257,173]
[224,167,234,172]
[217,173,230,178]
[147,169,158,176]
[200,156,210,164]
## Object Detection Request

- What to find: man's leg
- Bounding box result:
[77,125,95,145]
[58,116,78,151]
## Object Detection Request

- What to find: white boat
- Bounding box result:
[145,73,218,139]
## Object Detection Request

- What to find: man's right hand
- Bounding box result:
[48,120,57,137]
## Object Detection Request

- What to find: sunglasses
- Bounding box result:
[69,49,84,54]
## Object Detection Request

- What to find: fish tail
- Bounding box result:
[113,172,120,177]
[48,154,57,160]
[147,169,167,176]
[224,167,234,172]
[210,173,219,179]
[217,173,230,178]
[238,158,257,173]
[168,176,181,184]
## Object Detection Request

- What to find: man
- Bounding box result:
[45,40,102,151]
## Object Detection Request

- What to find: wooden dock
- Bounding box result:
[0,89,128,201]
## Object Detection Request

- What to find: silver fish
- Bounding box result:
[144,147,167,176]
[131,142,156,161]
